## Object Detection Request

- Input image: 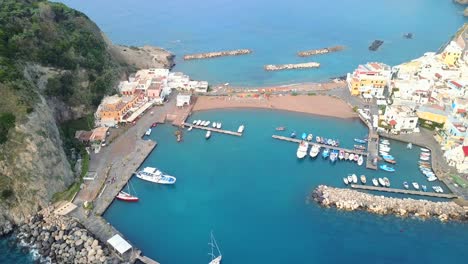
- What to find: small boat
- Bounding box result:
[205,131,211,139]
[145,128,152,136]
[380,139,390,145]
[347,175,353,183]
[354,138,366,144]
[412,182,420,190]
[200,120,206,126]
[407,143,412,149]
[372,178,379,186]
[276,126,286,131]
[343,177,349,185]
[403,181,409,189]
[315,136,321,143]
[151,122,158,128]
[208,231,222,264]
[379,145,391,152]
[237,125,245,133]
[432,186,443,193]
[327,139,333,145]
[383,177,390,187]
[291,131,297,138]
[301,133,307,140]
[380,164,395,172]
[354,145,366,150]
[330,150,338,163]
[353,154,359,162]
[115,181,139,202]
[306,134,313,141]
[420,155,430,161]
[136,167,176,184]
[344,152,350,160]
[348,153,355,161]
[378,178,386,187]
[322,148,330,159]
[420,148,430,152]
[383,158,396,164]
[212,122,217,128]
[421,185,427,192]
[192,120,198,125]
[205,121,211,127]
[296,141,309,159]
[338,150,345,160]
[357,155,364,166]
[381,154,395,160]
[352,174,358,184]
[196,120,202,126]
[309,144,320,158]
[216,122,222,129]
[360,175,366,184]
[188,126,193,131]
[427,176,438,182]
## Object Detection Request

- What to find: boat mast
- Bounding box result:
[211,231,221,257]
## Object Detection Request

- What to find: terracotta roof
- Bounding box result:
[450,80,462,88]
[463,146,468,157]
[458,109,466,113]
[435,73,442,78]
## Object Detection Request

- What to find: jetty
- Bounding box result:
[183,49,252,60]
[264,62,320,71]
[297,45,345,57]
[350,184,458,199]
[184,123,242,136]
[272,135,368,156]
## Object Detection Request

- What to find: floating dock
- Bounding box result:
[297,45,345,57]
[184,123,242,136]
[272,135,368,156]
[183,49,252,60]
[264,62,320,71]
[350,184,458,199]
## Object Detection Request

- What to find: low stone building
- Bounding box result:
[383,105,419,133]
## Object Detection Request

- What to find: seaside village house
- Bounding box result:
[444,136,468,173]
[176,94,191,107]
[95,95,139,127]
[346,62,392,97]
[382,105,419,134]
[439,41,462,68]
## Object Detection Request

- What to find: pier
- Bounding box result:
[365,131,379,170]
[183,49,252,60]
[264,62,320,71]
[297,45,345,57]
[271,135,368,156]
[184,123,243,136]
[350,184,458,199]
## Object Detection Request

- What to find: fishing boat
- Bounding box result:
[301,133,307,140]
[306,134,313,141]
[383,177,390,187]
[378,178,386,187]
[309,144,320,158]
[135,167,176,184]
[296,141,309,159]
[206,131,211,139]
[357,155,364,166]
[145,128,152,136]
[291,131,296,138]
[412,182,419,190]
[196,120,202,126]
[216,122,222,129]
[354,138,366,144]
[407,143,412,149]
[237,125,245,133]
[338,150,345,160]
[276,126,286,131]
[360,175,366,184]
[420,148,430,152]
[421,185,427,192]
[372,178,379,186]
[344,152,350,160]
[208,231,222,264]
[322,148,330,159]
[188,126,193,131]
[380,164,395,172]
[347,175,353,183]
[115,182,139,202]
[403,181,409,189]
[348,153,355,161]
[330,150,338,163]
[352,174,358,184]
[343,177,349,185]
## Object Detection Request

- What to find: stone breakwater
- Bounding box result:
[312,185,468,222]
[15,207,114,263]
[183,49,252,60]
[264,62,320,71]
[0,220,14,237]
[297,46,345,57]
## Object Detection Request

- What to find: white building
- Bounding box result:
[391,79,433,105]
[383,105,419,133]
[444,138,468,173]
[176,94,191,107]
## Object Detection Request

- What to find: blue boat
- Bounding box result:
[322,148,330,159]
[380,164,395,172]
[327,139,333,145]
[421,185,427,192]
[330,150,338,163]
[381,154,395,160]
[290,132,296,138]
[301,132,307,140]
[354,138,366,144]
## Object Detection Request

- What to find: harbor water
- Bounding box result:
[59,0,467,86]
[104,110,468,264]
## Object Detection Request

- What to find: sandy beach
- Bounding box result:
[192,94,357,119]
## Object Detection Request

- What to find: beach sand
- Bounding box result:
[192,94,357,119]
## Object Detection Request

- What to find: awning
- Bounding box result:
[107,234,132,254]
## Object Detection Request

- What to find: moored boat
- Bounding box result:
[403,181,409,189]
[360,175,366,184]
[205,121,211,127]
[188,126,193,131]
[354,144,366,150]
[338,150,345,160]
[344,152,350,160]
[357,155,363,166]
[136,167,176,184]
[383,158,396,164]
[407,143,412,149]
[354,138,366,144]
[353,154,359,162]
[306,133,313,141]
[378,178,386,187]
[216,122,222,129]
[206,131,211,139]
[348,153,355,161]
[192,120,197,125]
[381,154,395,160]
[322,148,330,159]
[347,175,353,183]
[412,182,419,190]
[291,131,296,138]
[237,125,245,133]
[421,185,427,192]
[420,148,430,152]
[380,164,395,172]
[145,128,152,136]
[309,144,320,158]
[330,150,338,163]
[115,181,139,202]
[383,177,390,187]
[352,174,358,184]
[343,177,349,185]
[196,120,202,126]
[276,126,286,131]
[212,122,217,128]
[151,122,157,128]
[296,141,309,159]
[372,178,379,186]
[315,136,321,143]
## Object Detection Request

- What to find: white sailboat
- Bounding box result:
[209,231,222,264]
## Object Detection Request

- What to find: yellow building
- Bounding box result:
[416,106,448,125]
[441,41,462,67]
[346,62,391,96]
[96,94,139,126]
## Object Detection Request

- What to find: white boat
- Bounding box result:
[296,141,309,159]
[209,232,222,264]
[348,153,355,161]
[135,167,176,184]
[343,177,349,185]
[412,182,419,190]
[196,120,202,126]
[420,148,430,152]
[372,178,379,186]
[427,176,438,182]
[357,155,363,166]
[216,122,222,129]
[360,175,366,184]
[383,177,390,187]
[188,126,193,131]
[407,143,412,149]
[205,121,211,127]
[237,125,245,133]
[347,175,353,183]
[145,128,152,136]
[378,178,386,187]
[379,145,391,152]
[193,120,198,125]
[420,156,430,161]
[352,174,358,184]
[380,139,390,145]
[206,131,212,139]
[309,144,320,158]
[200,120,206,126]
[212,122,217,128]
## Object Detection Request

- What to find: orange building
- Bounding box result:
[96,95,139,126]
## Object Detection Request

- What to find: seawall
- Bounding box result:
[183,49,252,60]
[264,62,320,71]
[297,46,345,57]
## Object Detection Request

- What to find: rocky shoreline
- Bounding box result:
[1,207,116,263]
[312,185,468,222]
[183,49,252,60]
[264,62,320,71]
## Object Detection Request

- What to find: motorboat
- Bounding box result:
[188,126,193,131]
[315,136,321,143]
[360,175,366,184]
[354,138,366,144]
[200,120,206,126]
[136,167,176,184]
[378,178,386,187]
[420,148,430,152]
[379,145,391,152]
[420,155,430,161]
[427,176,438,182]
[330,150,338,163]
[208,231,222,264]
[432,186,443,193]
[372,178,379,186]
[352,174,358,184]
[306,134,313,141]
[309,144,320,158]
[301,133,307,140]
[344,152,350,160]
[196,120,202,126]
[338,150,345,160]
[380,139,390,145]
[380,164,395,172]
[206,131,211,139]
[357,155,364,166]
[322,148,330,159]
[276,126,286,131]
[412,182,420,190]
[145,128,152,136]
[421,185,427,192]
[216,122,222,129]
[212,122,217,128]
[347,175,353,183]
[381,154,395,160]
[296,141,309,159]
[343,177,349,185]
[205,121,211,127]
[383,158,396,164]
[348,153,355,161]
[237,125,245,133]
[353,154,359,162]
[192,120,198,125]
[383,177,390,187]
[115,181,139,202]
[403,182,409,189]
[354,145,366,150]
[291,131,296,138]
[407,143,412,149]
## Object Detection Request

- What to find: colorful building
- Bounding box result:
[346,62,391,96]
[440,41,462,67]
[95,95,139,126]
[383,105,419,133]
[417,105,448,126]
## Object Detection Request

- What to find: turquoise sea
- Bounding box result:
[59,0,467,86]
[103,110,468,264]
